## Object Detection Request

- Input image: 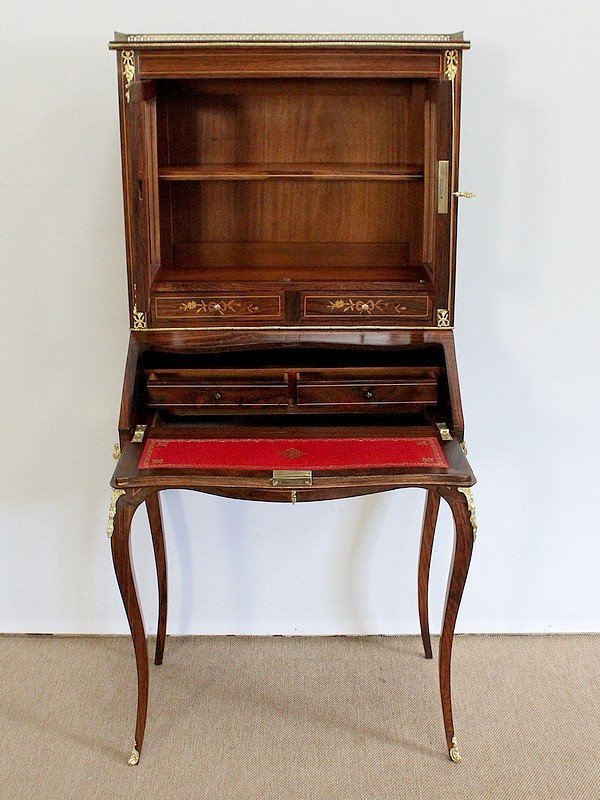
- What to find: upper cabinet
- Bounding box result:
[110,34,469,330]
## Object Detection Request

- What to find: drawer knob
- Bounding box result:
[214,391,222,400]
[212,303,223,312]
[365,389,374,400]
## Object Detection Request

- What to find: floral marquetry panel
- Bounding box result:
[152,295,283,325]
[300,293,431,323]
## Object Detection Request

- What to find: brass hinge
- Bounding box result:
[272,469,312,487]
[131,424,147,443]
[436,422,453,441]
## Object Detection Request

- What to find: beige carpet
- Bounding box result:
[0,635,598,800]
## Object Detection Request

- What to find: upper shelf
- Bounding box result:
[158,163,425,181]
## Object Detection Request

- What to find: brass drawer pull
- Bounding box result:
[364,390,374,400]
[453,191,476,198]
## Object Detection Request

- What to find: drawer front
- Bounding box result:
[300,293,430,322]
[148,382,290,409]
[153,294,283,324]
[297,380,438,407]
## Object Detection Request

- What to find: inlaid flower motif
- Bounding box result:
[326,298,389,314]
[178,298,262,316]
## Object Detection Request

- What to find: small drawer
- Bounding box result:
[296,367,439,408]
[146,369,290,411]
[153,294,283,324]
[301,293,430,321]
[148,383,290,408]
[297,381,438,406]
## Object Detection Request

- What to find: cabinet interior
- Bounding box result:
[150,77,435,290]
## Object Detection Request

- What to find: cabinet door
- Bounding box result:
[117,50,154,330]
[424,71,461,329]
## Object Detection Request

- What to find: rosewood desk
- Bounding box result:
[106,32,477,765]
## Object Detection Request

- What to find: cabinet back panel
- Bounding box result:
[162,180,423,268]
[158,79,425,167]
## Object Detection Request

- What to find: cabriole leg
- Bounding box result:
[418,489,440,659]
[146,491,168,665]
[437,486,476,762]
[109,489,149,765]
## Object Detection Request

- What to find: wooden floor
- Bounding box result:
[0,634,598,800]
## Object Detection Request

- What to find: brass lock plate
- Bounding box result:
[272,470,313,487]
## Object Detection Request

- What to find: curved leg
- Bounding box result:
[437,486,476,762]
[418,489,440,659]
[110,490,149,765]
[146,492,168,665]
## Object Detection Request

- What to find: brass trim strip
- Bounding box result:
[130,325,453,332]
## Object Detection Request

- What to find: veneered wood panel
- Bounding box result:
[161,80,425,167]
[301,293,431,321]
[429,78,453,320]
[153,293,283,322]
[138,48,443,79]
[168,180,423,245]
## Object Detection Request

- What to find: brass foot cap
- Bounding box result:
[127,747,140,766]
[449,736,462,763]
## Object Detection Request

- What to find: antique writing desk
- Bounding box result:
[107,32,477,766]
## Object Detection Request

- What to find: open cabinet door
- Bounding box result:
[425,63,461,329]
[117,50,154,330]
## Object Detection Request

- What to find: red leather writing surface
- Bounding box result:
[138,437,447,470]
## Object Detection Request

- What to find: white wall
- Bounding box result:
[1,0,598,635]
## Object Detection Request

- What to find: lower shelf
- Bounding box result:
[152,262,430,286]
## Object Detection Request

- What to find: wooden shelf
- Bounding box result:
[152,263,431,287]
[158,163,425,182]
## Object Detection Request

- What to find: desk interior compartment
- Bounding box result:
[140,345,450,422]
